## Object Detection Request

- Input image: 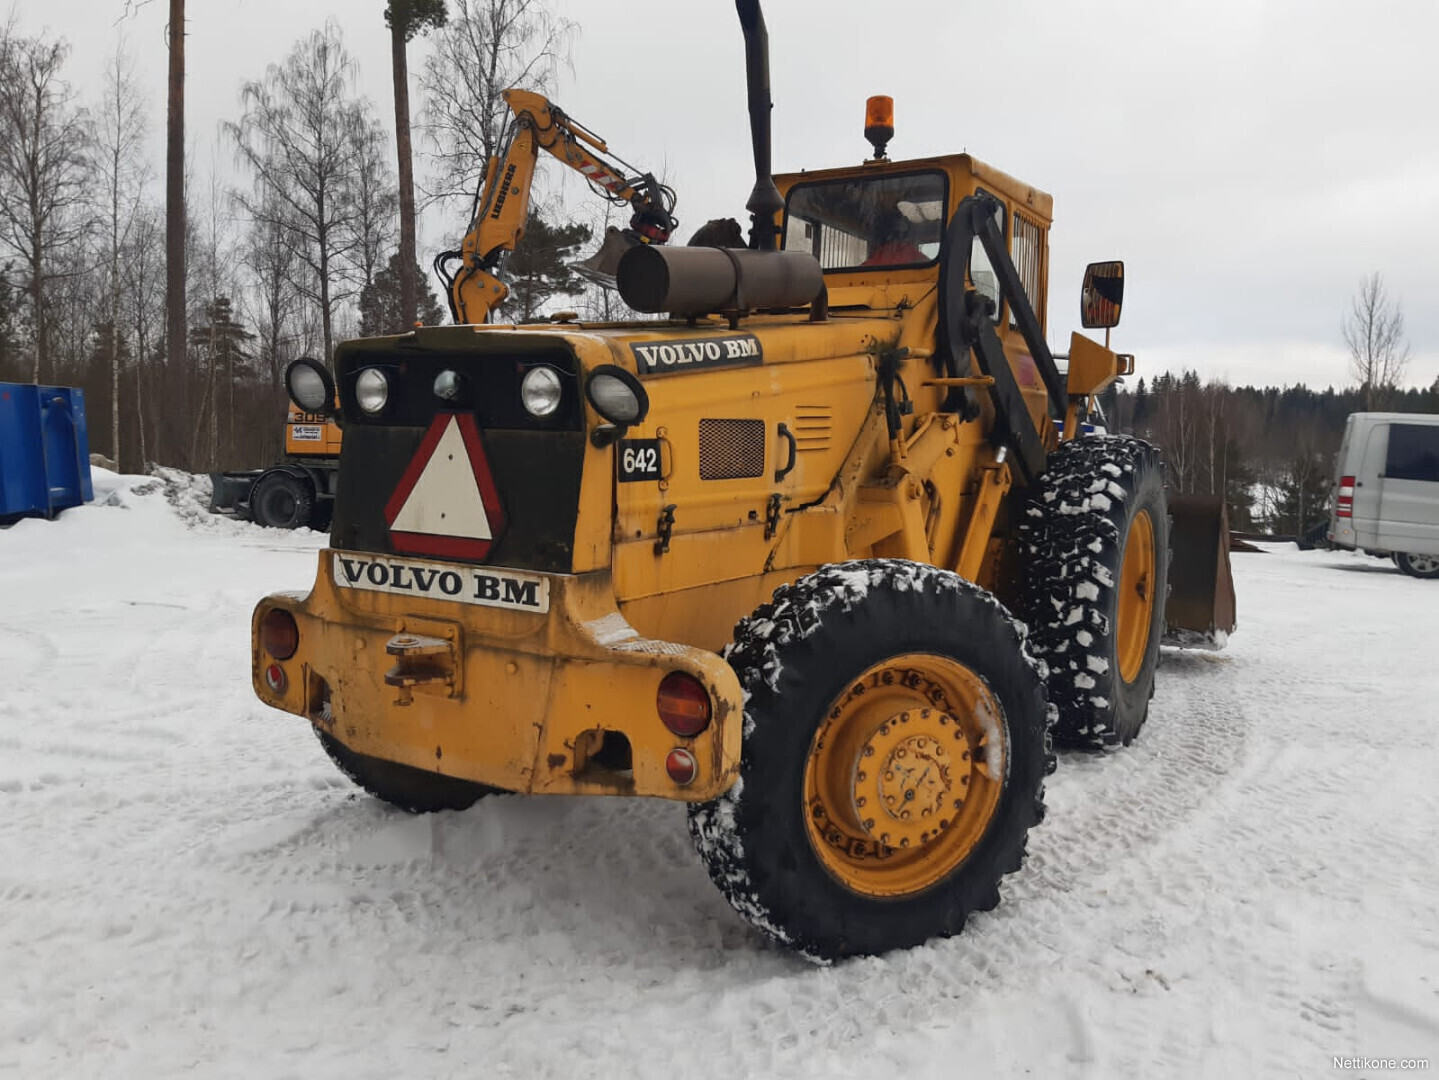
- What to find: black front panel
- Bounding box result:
[336,344,582,431]
[329,337,586,574]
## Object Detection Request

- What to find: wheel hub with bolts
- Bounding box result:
[853,710,967,849]
[803,653,1008,898]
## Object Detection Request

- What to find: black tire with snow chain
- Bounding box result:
[1018,434,1169,749]
[316,729,499,813]
[251,471,315,530]
[687,560,1052,961]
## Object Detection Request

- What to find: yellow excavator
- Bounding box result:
[434,88,679,325]
[209,405,343,530]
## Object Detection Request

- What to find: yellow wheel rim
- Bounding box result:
[1117,509,1156,684]
[802,653,1007,898]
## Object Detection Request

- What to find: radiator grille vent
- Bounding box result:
[698,418,766,480]
[793,404,833,453]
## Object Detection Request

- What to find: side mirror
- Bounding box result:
[1081,261,1124,329]
[285,357,336,416]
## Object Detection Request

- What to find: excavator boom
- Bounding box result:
[438,88,677,325]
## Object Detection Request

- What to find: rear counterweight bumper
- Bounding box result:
[252,550,743,801]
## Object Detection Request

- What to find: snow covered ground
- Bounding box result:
[3,471,1437,1079]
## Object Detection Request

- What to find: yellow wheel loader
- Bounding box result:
[250,0,1234,960]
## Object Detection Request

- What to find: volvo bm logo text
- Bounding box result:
[332,553,549,613]
[631,333,763,375]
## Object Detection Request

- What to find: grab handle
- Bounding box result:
[774,422,797,482]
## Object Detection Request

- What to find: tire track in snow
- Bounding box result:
[0,626,58,680]
[1003,622,1420,1075]
[894,645,1264,1075]
[1015,647,1252,901]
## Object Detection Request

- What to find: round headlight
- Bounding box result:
[586,369,648,425]
[284,358,334,413]
[355,367,390,414]
[520,366,563,418]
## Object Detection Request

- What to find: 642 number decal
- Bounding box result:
[617,438,663,483]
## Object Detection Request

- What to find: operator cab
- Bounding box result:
[773,98,1053,337]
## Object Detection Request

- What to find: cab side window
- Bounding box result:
[1386,424,1439,482]
[1009,212,1046,331]
[968,190,1005,323]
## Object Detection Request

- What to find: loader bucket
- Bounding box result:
[1163,494,1237,647]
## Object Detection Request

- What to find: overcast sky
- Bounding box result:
[19,0,1439,391]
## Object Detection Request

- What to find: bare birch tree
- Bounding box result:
[1342,272,1411,410]
[420,0,575,217]
[121,204,164,467]
[347,107,399,294]
[0,28,91,384]
[240,194,301,396]
[227,24,388,362]
[96,37,150,464]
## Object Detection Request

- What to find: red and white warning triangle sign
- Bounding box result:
[383,412,506,561]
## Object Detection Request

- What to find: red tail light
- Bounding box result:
[657,672,711,737]
[260,608,299,660]
[665,748,698,786]
[1336,475,1355,518]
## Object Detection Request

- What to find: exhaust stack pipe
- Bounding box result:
[736,0,784,251]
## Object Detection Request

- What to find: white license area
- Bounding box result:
[331,552,550,613]
[291,425,323,441]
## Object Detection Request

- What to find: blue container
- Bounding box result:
[0,382,94,519]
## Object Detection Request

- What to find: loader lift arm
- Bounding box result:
[937,192,1066,484]
[435,88,678,325]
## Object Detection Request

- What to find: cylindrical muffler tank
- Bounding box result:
[617,245,823,316]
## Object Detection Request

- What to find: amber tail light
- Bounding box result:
[260,608,299,660]
[657,672,712,737]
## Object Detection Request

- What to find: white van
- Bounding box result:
[1329,412,1439,578]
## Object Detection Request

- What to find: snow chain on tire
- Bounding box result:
[1019,434,1170,749]
[688,559,1053,962]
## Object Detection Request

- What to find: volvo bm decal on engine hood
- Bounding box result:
[332,552,549,613]
[630,333,762,376]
